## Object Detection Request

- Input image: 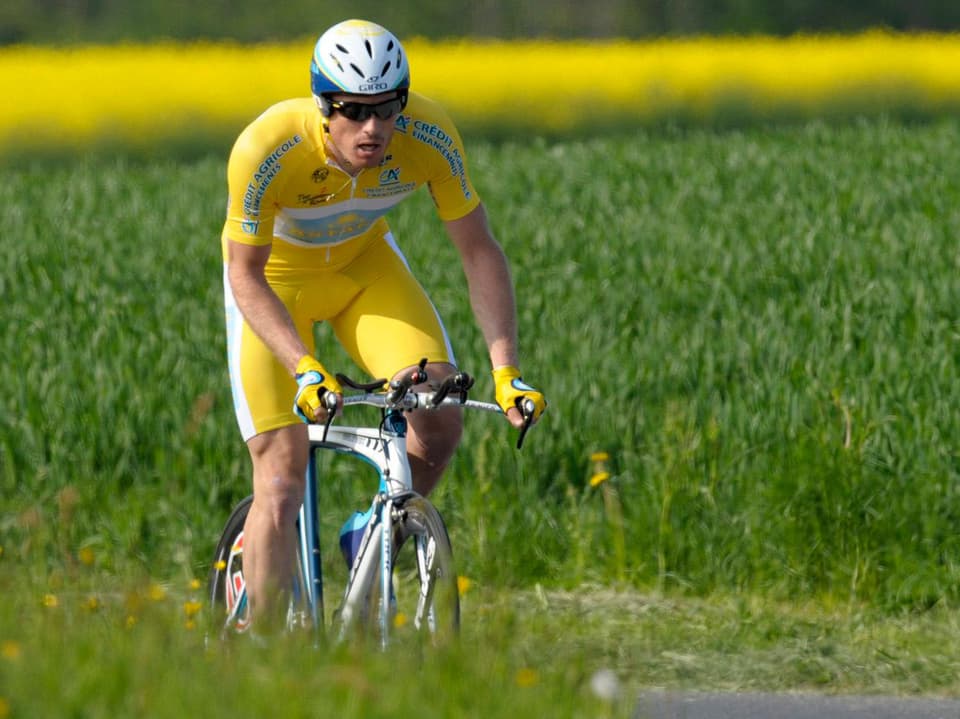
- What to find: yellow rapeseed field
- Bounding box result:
[3,31,960,154]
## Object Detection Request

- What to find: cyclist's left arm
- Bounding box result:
[444,205,546,426]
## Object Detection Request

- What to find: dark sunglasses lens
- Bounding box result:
[336,98,403,121]
[337,103,366,121]
[373,99,403,119]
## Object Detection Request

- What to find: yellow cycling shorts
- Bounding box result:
[224,232,455,440]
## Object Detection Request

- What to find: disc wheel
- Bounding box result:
[208,495,254,635]
[208,495,313,637]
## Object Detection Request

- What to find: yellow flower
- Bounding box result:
[125,615,138,629]
[78,546,95,566]
[0,697,9,719]
[590,451,610,463]
[184,620,197,631]
[147,583,167,602]
[214,560,226,571]
[189,578,202,591]
[183,600,203,618]
[515,667,539,688]
[393,612,408,629]
[41,594,58,608]
[83,595,101,611]
[1,641,21,661]
[457,576,473,596]
[590,471,611,488]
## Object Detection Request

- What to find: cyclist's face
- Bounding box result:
[324,92,401,172]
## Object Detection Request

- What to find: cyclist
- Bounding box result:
[220,19,546,633]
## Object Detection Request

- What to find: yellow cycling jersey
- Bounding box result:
[221,92,481,270]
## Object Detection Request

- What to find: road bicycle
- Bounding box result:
[208,359,534,648]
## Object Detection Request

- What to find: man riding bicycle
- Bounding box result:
[220,19,546,633]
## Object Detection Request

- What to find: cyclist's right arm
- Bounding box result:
[226,241,342,422]
[226,241,307,374]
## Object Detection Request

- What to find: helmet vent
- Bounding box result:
[387,40,395,52]
[380,62,390,77]
[349,63,365,78]
[364,40,373,58]
[335,43,348,53]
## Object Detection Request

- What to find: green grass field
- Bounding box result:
[2,117,960,715]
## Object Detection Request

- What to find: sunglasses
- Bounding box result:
[328,96,405,122]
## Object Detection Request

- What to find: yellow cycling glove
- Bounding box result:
[293,355,343,423]
[492,365,546,421]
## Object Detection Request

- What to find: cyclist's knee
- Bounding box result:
[408,406,463,458]
[246,425,308,524]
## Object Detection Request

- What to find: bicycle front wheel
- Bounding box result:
[370,494,460,646]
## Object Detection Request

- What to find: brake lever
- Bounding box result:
[321,390,339,442]
[516,398,536,450]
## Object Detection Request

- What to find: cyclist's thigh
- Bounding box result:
[332,234,455,380]
[223,269,317,441]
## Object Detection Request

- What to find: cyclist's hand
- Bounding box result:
[293,355,343,423]
[492,365,546,429]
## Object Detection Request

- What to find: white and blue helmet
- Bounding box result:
[310,20,410,114]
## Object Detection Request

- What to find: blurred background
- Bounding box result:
[3,0,959,45]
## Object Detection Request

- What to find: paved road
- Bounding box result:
[634,691,960,719]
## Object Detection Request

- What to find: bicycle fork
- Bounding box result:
[335,491,396,646]
[298,447,325,641]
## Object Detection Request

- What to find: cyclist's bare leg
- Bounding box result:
[242,424,308,633]
[394,361,464,496]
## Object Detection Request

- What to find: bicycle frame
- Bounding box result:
[299,408,415,643]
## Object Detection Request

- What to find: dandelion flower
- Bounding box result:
[457,576,473,596]
[590,471,611,488]
[0,697,9,719]
[183,600,203,618]
[78,546,95,566]
[1,641,21,661]
[214,560,226,571]
[83,595,100,611]
[41,594,58,608]
[515,667,539,687]
[189,578,202,591]
[393,612,408,629]
[147,583,167,601]
[590,451,610,463]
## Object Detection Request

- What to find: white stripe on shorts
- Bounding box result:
[223,263,257,441]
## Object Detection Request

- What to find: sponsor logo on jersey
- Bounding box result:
[394,114,411,133]
[240,219,259,235]
[364,182,416,199]
[411,121,471,200]
[311,168,329,183]
[297,193,335,206]
[242,134,303,217]
[379,168,401,184]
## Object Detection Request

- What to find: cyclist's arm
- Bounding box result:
[226,239,310,375]
[444,204,532,427]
